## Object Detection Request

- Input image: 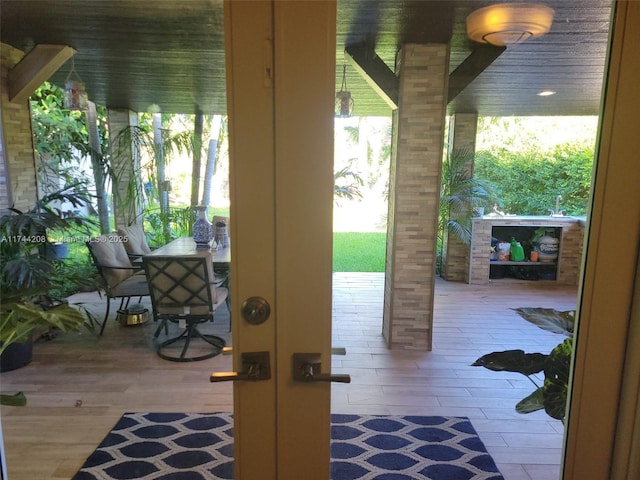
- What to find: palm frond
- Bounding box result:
[439,148,500,246]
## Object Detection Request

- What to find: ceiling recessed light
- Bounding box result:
[537,90,556,96]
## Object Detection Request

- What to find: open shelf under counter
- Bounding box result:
[490,261,556,266]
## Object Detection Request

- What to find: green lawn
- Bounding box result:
[333,232,386,272]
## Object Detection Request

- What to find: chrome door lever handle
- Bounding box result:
[210,351,271,382]
[300,362,351,383]
[292,353,351,383]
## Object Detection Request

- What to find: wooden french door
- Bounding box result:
[222,1,337,479]
[563,1,640,478]
[220,2,640,479]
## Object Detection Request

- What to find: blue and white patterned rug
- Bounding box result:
[72,413,503,480]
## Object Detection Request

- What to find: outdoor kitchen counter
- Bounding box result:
[469,215,586,285]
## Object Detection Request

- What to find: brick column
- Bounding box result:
[0,44,38,212]
[108,109,141,228]
[383,44,449,351]
[441,112,478,283]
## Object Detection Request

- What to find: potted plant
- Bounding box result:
[41,239,70,261]
[0,185,96,404]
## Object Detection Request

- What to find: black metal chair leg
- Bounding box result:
[199,330,226,349]
[99,298,111,336]
[154,319,168,338]
[156,325,226,362]
[179,328,194,360]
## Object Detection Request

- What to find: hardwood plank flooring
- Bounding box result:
[1,273,578,479]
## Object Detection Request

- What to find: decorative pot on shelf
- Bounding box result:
[214,221,229,248]
[193,206,213,249]
[536,235,559,263]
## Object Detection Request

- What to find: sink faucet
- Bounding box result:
[551,195,563,216]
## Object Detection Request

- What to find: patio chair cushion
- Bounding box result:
[89,233,137,287]
[109,272,151,298]
[118,224,152,257]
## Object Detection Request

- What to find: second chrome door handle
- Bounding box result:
[292,353,351,383]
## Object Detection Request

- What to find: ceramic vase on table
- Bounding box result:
[193,206,213,249]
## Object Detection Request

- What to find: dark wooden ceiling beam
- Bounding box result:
[448,45,506,104]
[8,44,75,103]
[344,43,399,110]
[345,42,506,111]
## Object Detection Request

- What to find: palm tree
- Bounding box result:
[439,148,498,245]
[333,165,364,205]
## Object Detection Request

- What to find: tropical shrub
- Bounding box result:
[144,205,196,247]
[474,143,594,216]
[31,82,111,232]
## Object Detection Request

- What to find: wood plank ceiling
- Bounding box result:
[1,0,612,117]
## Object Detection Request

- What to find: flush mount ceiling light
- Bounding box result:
[466,3,555,47]
[537,90,556,96]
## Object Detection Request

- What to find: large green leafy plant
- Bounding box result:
[0,186,96,405]
[472,307,574,422]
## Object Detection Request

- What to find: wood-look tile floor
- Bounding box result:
[0,273,578,480]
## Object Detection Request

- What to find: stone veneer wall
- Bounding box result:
[0,43,38,212]
[0,98,9,211]
[441,112,478,283]
[382,111,399,345]
[383,44,449,351]
[468,217,585,285]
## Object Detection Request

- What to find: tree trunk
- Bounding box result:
[153,114,167,214]
[190,113,204,206]
[201,115,223,207]
[86,102,110,234]
[153,113,170,241]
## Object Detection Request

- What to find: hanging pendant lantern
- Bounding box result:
[63,57,89,111]
[335,65,354,118]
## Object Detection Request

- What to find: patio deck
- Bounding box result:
[0,273,578,480]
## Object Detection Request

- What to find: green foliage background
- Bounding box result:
[474,143,594,216]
